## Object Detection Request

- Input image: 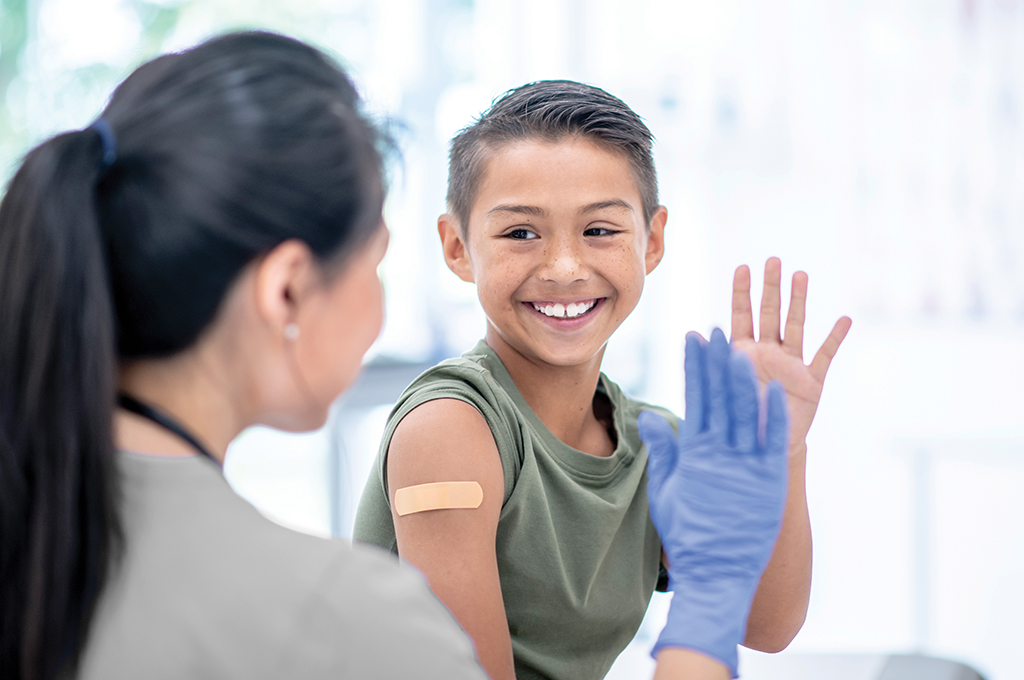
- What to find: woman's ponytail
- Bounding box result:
[0,128,122,680]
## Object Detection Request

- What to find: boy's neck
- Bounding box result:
[484,328,616,457]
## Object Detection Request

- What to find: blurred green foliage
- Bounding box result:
[0,0,383,185]
[0,0,186,182]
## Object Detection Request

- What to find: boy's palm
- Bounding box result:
[731,335,824,449]
[730,258,852,450]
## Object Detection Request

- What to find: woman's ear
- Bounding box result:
[645,205,668,274]
[253,239,317,336]
[438,214,475,283]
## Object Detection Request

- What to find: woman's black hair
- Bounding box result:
[0,31,386,680]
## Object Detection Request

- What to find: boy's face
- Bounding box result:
[439,137,666,370]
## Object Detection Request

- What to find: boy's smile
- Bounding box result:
[530,299,598,319]
[439,137,666,372]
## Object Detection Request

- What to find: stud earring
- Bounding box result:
[284,323,300,341]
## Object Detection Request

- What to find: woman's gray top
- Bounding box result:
[78,451,486,680]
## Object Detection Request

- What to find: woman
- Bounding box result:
[0,31,787,680]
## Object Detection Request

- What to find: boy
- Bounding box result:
[354,81,850,680]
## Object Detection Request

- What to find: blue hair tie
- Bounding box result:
[90,118,117,167]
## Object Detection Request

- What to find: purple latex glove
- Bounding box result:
[638,328,790,677]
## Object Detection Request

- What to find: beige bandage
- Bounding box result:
[394,481,484,516]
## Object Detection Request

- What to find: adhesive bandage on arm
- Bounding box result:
[394,481,484,516]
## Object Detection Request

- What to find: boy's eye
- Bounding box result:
[506,228,538,240]
[584,226,618,237]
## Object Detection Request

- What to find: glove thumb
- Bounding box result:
[763,380,791,500]
[638,410,679,493]
[763,380,791,460]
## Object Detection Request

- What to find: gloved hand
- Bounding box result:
[638,328,790,677]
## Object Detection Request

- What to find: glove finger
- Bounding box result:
[764,380,791,472]
[707,328,730,436]
[638,410,678,494]
[763,381,791,528]
[729,350,760,452]
[682,332,707,438]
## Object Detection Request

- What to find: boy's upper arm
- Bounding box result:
[386,397,514,680]
[387,398,505,546]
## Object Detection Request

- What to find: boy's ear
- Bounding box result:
[438,214,475,283]
[645,205,668,274]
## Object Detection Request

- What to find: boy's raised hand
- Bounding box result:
[639,329,790,677]
[731,258,852,456]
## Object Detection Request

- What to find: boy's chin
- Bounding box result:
[518,341,608,369]
[488,324,610,369]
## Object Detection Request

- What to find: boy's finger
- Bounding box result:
[759,257,782,343]
[782,271,807,359]
[683,332,707,437]
[708,328,730,435]
[729,351,760,452]
[638,410,679,489]
[764,380,791,461]
[731,265,755,342]
[809,316,852,383]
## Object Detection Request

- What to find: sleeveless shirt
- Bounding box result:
[354,341,676,680]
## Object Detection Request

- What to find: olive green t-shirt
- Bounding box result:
[354,341,676,680]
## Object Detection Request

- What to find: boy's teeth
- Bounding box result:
[533,300,596,319]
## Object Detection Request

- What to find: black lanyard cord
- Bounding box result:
[117,392,220,466]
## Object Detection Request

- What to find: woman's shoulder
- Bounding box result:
[84,454,485,679]
[280,542,485,678]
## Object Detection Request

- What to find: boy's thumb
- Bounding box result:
[638,410,678,486]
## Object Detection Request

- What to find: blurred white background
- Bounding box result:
[2,0,1022,677]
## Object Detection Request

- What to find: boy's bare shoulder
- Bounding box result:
[388,399,503,493]
[395,398,491,445]
[380,346,524,506]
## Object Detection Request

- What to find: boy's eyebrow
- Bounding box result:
[487,200,635,218]
[487,204,548,217]
[578,199,635,215]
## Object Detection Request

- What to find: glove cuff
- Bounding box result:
[651,576,759,678]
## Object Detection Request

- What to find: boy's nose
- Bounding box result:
[538,238,589,284]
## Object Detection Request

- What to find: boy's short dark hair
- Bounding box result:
[447,80,659,234]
